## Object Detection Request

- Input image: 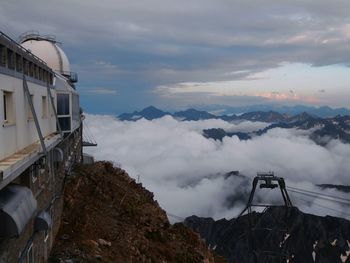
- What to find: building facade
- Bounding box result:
[0,31,82,263]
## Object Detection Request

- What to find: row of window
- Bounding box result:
[2,90,52,125]
[2,89,73,135]
[0,44,54,85]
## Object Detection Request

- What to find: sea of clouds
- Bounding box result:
[84,114,350,222]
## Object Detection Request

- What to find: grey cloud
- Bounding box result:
[2,0,350,82]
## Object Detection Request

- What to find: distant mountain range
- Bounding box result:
[194,104,350,118]
[118,105,350,121]
[118,106,350,144]
[118,106,171,121]
[204,114,350,145]
[118,106,218,121]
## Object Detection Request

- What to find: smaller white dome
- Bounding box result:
[21,39,70,73]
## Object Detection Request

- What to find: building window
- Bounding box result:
[23,59,29,75]
[36,65,39,79]
[3,91,14,124]
[33,64,38,79]
[3,93,7,122]
[0,44,6,67]
[43,71,47,83]
[3,93,6,122]
[58,116,71,131]
[27,94,34,120]
[29,62,34,77]
[7,49,14,70]
[16,54,23,72]
[26,243,34,263]
[57,94,70,115]
[42,96,48,118]
[38,68,41,81]
[57,93,71,132]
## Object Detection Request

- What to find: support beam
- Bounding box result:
[23,75,47,155]
[46,81,63,138]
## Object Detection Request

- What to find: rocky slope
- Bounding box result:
[185,206,350,263]
[49,162,225,263]
[204,115,350,144]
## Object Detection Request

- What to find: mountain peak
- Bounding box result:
[142,105,162,111]
[118,106,169,121]
[288,111,315,123]
[174,108,216,121]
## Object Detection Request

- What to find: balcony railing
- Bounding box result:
[61,71,78,83]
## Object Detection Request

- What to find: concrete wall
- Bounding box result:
[0,74,57,161]
[0,127,82,263]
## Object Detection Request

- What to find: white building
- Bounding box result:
[0,31,83,263]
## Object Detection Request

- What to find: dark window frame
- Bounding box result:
[0,44,6,67]
[7,48,14,69]
[23,58,29,75]
[2,90,14,124]
[29,62,34,77]
[57,93,70,115]
[3,93,7,122]
[16,53,23,72]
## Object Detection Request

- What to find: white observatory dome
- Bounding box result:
[20,35,70,73]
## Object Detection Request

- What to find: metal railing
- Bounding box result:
[61,71,78,83]
[0,31,50,68]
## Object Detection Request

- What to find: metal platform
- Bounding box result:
[0,133,61,190]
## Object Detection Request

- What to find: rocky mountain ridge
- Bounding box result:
[185,206,350,263]
[117,106,350,144]
[204,114,350,144]
[117,106,350,121]
[191,104,350,118]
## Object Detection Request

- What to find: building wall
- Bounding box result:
[0,126,82,263]
[0,73,57,161]
[0,31,83,263]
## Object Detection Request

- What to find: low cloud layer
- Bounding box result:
[85,115,350,221]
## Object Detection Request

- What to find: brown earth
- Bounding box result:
[49,161,226,263]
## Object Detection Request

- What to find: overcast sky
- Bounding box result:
[2,0,350,113]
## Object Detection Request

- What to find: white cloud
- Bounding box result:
[85,115,350,221]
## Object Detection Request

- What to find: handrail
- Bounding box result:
[0,31,51,69]
[23,75,47,155]
[61,71,78,83]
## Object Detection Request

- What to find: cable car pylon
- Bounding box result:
[236,172,294,263]
[238,172,293,219]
